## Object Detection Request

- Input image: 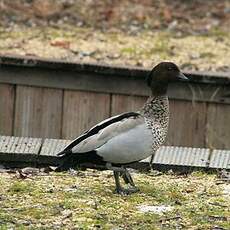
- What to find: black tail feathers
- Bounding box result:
[55,152,79,172]
[55,150,105,172]
[57,148,72,157]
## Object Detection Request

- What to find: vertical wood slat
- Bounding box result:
[62,90,110,139]
[206,103,230,149]
[166,100,207,148]
[0,82,229,150]
[14,86,63,138]
[111,94,147,115]
[0,84,15,135]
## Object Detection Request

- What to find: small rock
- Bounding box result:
[189,53,200,60]
[106,54,121,59]
[61,209,73,219]
[212,226,225,230]
[167,20,178,31]
[21,167,40,175]
[223,184,230,196]
[0,164,7,173]
[64,185,78,192]
[79,51,97,57]
[137,205,173,214]
[17,220,32,226]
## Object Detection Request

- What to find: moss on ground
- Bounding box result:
[0,169,229,229]
[0,26,230,72]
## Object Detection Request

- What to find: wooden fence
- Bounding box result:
[0,55,230,149]
[1,135,229,169]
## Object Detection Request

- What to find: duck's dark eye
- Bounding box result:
[168,66,177,71]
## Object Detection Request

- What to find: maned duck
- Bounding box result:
[57,62,188,194]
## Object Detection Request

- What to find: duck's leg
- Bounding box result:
[121,169,140,193]
[106,163,139,195]
[149,152,156,170]
[113,170,139,195]
[122,169,135,186]
[121,171,130,184]
[113,171,124,194]
[113,171,133,195]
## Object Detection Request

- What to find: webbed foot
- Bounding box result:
[115,186,140,195]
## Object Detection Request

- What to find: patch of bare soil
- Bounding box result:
[0,169,229,229]
[0,0,229,72]
[0,0,229,34]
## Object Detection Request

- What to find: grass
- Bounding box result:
[0,169,229,229]
[0,26,230,72]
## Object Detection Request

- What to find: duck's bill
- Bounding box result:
[178,72,189,80]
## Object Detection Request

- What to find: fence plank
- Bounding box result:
[1,58,230,104]
[0,135,42,162]
[209,149,230,169]
[38,138,71,164]
[0,84,15,135]
[166,100,207,148]
[0,135,229,169]
[153,146,210,167]
[111,94,147,115]
[14,86,63,138]
[206,103,230,149]
[62,90,110,139]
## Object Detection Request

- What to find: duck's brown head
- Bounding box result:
[147,62,188,95]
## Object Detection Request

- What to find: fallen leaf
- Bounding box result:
[163,7,172,22]
[15,170,28,179]
[50,40,70,49]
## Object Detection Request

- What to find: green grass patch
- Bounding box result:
[0,170,229,229]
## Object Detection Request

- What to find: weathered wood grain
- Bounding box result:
[0,135,229,169]
[209,149,230,169]
[153,146,210,167]
[38,138,71,164]
[111,94,147,115]
[14,86,63,138]
[62,90,110,139]
[1,65,229,104]
[39,138,71,157]
[0,135,42,162]
[166,100,207,148]
[206,103,230,149]
[0,84,15,136]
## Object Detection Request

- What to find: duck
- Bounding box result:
[57,62,188,195]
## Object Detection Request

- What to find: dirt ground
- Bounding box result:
[0,0,230,72]
[0,0,230,33]
[0,169,229,229]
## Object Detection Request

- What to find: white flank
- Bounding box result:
[97,123,153,163]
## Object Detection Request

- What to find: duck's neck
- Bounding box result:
[151,82,168,97]
[141,94,169,126]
